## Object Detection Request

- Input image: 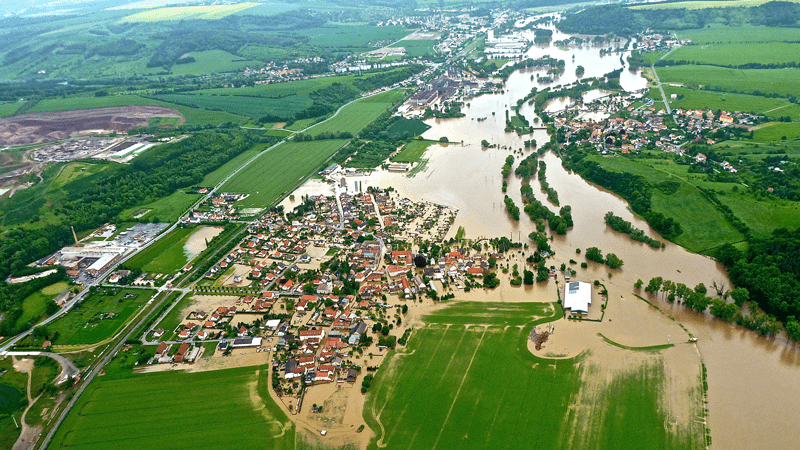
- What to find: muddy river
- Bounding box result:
[288,17,800,448]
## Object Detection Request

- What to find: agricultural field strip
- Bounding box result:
[50,366,290,449]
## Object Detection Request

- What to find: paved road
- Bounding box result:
[5,352,79,384]
[651,46,681,116]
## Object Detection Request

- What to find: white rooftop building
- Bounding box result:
[564,281,591,315]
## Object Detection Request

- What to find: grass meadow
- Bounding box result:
[585,155,744,252]
[17,281,71,328]
[124,227,194,274]
[49,365,294,450]
[391,140,436,163]
[47,288,155,347]
[222,139,347,207]
[364,302,703,450]
[119,190,201,223]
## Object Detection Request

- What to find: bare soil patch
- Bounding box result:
[0,106,184,146]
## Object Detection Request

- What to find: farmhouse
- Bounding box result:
[563,281,591,315]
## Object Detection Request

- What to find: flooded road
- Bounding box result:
[287,17,800,447]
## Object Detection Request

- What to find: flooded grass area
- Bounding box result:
[124,227,194,273]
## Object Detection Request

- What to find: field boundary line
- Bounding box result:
[430,326,488,450]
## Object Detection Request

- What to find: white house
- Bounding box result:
[563,281,591,315]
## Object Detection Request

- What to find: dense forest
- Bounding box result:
[718,228,800,328]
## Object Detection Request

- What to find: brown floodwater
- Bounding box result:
[286,17,800,447]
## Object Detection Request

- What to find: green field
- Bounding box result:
[657,65,800,97]
[391,140,436,163]
[119,190,201,223]
[26,95,250,126]
[677,26,800,44]
[119,3,260,22]
[124,227,195,274]
[156,70,411,121]
[386,118,431,138]
[49,365,293,450]
[752,122,800,142]
[665,43,800,66]
[222,139,347,207]
[390,39,437,57]
[655,85,800,121]
[17,281,71,328]
[306,89,406,136]
[46,288,156,347]
[364,302,704,450]
[0,101,24,117]
[296,24,409,53]
[586,155,744,252]
[200,143,265,187]
[169,50,258,76]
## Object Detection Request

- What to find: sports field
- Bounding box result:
[49,365,293,450]
[47,288,156,347]
[364,302,704,450]
[222,139,347,207]
[306,89,406,136]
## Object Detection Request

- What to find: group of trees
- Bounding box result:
[604,212,665,248]
[563,151,683,240]
[0,268,67,336]
[584,247,624,269]
[641,276,784,337]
